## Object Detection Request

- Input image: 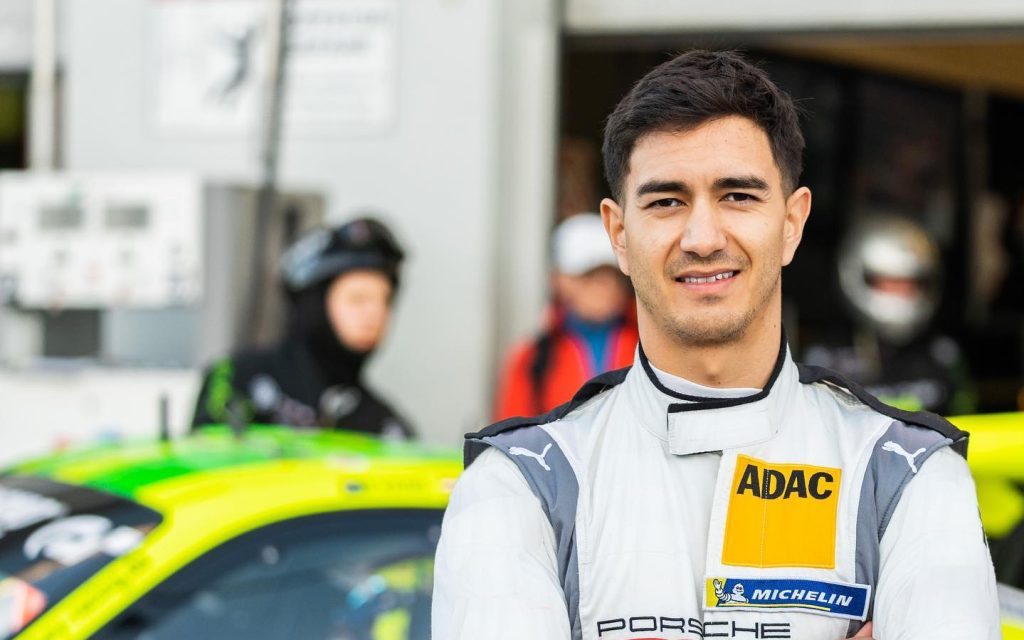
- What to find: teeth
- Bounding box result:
[682,271,735,284]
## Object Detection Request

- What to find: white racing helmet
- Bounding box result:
[838,215,941,344]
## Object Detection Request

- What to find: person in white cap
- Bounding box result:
[493,212,637,419]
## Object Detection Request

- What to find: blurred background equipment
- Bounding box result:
[0,171,322,364]
[0,170,322,463]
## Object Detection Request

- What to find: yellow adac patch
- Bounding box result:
[722,455,841,569]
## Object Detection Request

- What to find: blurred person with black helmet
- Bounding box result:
[804,214,976,415]
[191,217,414,439]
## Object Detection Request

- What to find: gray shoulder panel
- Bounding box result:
[867,420,953,541]
[849,419,953,635]
[473,427,583,640]
[460,369,630,638]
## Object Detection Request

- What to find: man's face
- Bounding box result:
[325,270,393,353]
[601,116,811,347]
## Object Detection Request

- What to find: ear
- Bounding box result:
[600,197,631,276]
[781,186,812,267]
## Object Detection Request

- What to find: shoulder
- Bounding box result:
[465,366,630,467]
[882,445,982,546]
[355,384,397,414]
[226,345,285,381]
[502,336,541,367]
[355,386,415,437]
[451,447,536,506]
[909,445,973,482]
[441,448,554,554]
[796,361,967,455]
[500,326,567,370]
[872,443,999,638]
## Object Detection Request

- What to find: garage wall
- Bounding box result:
[0,0,32,71]
[60,0,508,445]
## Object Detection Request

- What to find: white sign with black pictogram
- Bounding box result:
[150,0,398,136]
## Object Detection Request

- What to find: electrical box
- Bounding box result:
[0,171,324,366]
[0,173,204,309]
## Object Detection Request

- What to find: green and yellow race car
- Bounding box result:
[952,412,1024,638]
[0,426,461,640]
[1,415,1023,639]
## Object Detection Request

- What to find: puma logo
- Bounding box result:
[508,443,553,471]
[882,441,926,474]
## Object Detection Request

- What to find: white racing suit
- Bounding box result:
[432,338,1000,639]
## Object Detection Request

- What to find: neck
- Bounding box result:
[564,310,620,331]
[639,298,783,389]
[292,331,369,386]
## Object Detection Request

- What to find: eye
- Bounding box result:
[647,197,684,208]
[723,192,759,203]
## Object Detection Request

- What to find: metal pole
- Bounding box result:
[29,0,58,170]
[158,393,171,443]
[244,0,292,344]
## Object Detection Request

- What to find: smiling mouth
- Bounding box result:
[676,270,738,284]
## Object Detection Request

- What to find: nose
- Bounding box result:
[678,197,727,257]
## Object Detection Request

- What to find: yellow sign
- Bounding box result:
[722,455,841,569]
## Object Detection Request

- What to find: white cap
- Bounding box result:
[552,213,618,276]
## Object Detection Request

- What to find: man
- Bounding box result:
[433,51,998,639]
[494,213,637,419]
[192,217,413,439]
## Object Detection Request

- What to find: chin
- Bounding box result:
[665,311,750,346]
[343,338,377,353]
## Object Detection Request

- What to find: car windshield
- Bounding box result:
[0,475,162,639]
[95,509,442,640]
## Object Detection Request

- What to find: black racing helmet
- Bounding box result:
[280,217,405,295]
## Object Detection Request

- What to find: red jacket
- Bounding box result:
[494,306,639,420]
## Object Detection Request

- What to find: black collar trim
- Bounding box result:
[636,328,788,414]
[463,366,632,467]
[796,362,968,456]
[639,341,716,402]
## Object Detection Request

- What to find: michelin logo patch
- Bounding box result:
[705,577,870,621]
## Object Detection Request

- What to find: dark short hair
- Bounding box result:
[602,50,804,201]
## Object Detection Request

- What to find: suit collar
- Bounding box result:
[626,331,796,455]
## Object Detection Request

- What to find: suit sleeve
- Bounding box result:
[872,447,1001,639]
[432,447,570,640]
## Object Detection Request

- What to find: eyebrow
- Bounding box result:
[635,180,690,198]
[634,175,771,199]
[713,175,771,192]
